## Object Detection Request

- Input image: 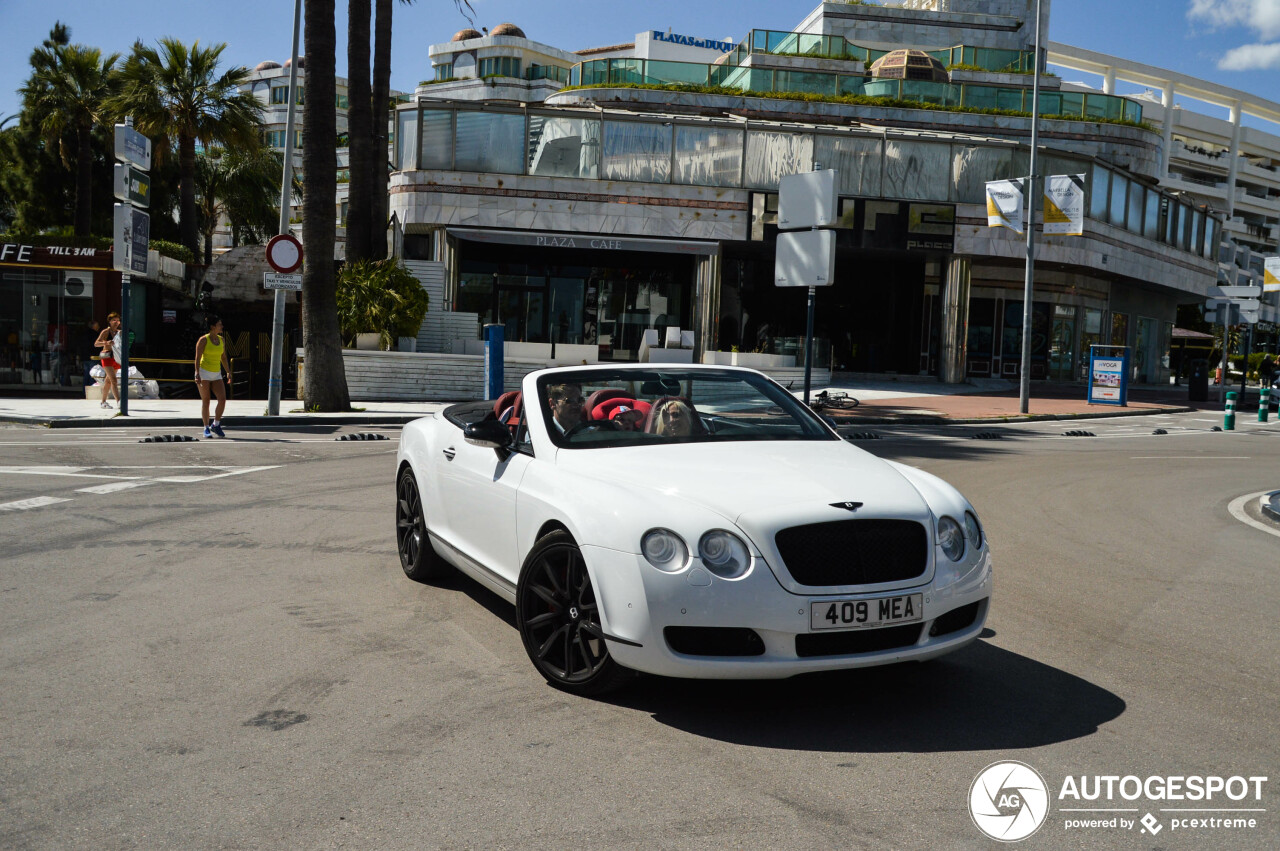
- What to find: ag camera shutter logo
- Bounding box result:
[969,761,1050,841]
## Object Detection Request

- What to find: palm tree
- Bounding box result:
[196,145,298,265]
[301,0,351,410]
[108,39,263,259]
[18,24,118,236]
[345,0,374,262]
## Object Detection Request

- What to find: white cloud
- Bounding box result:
[1217,41,1280,68]
[1188,0,1280,40]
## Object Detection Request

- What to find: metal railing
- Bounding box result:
[95,356,244,399]
[727,29,1037,74]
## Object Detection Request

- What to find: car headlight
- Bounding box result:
[641,528,689,572]
[698,530,751,579]
[937,516,965,562]
[964,511,983,551]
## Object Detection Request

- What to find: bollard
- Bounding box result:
[1224,391,1237,431]
[1261,387,1271,423]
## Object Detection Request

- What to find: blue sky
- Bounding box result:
[0,0,1276,127]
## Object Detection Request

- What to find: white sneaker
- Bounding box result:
[100,401,112,409]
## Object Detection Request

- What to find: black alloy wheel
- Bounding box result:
[396,467,448,582]
[516,530,632,695]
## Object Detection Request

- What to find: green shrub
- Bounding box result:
[150,239,196,265]
[337,259,430,350]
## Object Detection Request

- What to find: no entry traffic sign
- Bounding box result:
[265,234,304,274]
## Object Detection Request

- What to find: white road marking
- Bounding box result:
[1131,456,1251,459]
[1227,492,1280,540]
[0,496,72,511]
[75,480,156,495]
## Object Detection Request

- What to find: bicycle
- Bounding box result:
[809,389,859,411]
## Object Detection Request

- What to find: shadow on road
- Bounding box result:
[605,640,1124,753]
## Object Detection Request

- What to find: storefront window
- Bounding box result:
[1080,307,1103,379]
[527,114,600,179]
[454,111,525,174]
[744,130,813,190]
[419,109,452,170]
[0,268,96,387]
[1110,311,1129,347]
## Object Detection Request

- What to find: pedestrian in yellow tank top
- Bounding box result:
[194,315,231,438]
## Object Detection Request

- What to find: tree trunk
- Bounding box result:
[344,0,373,263]
[74,120,92,236]
[370,0,393,260]
[178,134,199,260]
[302,0,351,411]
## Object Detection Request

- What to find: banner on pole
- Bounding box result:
[1043,173,1086,235]
[1265,256,1279,293]
[985,179,1024,234]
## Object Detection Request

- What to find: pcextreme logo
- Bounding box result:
[968,762,1269,842]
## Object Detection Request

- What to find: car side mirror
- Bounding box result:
[464,418,513,460]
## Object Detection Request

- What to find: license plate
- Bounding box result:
[809,593,924,631]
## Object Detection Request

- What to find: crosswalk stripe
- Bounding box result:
[0,496,72,511]
[75,481,156,495]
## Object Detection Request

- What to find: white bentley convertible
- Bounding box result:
[395,364,991,695]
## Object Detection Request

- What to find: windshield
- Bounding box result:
[536,368,837,448]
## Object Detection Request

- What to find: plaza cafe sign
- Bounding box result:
[1,241,113,269]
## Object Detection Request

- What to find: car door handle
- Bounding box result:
[442,447,456,461]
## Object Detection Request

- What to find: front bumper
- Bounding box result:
[582,544,991,679]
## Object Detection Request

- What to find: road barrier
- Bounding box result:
[1261,387,1271,423]
[1224,391,1237,431]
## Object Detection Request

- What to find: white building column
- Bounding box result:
[1225,100,1244,218]
[1160,82,1176,181]
[1102,67,1115,95]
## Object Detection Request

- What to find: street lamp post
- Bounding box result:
[267,0,302,416]
[1019,0,1043,415]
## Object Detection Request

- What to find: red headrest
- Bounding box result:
[584,388,630,416]
[592,397,633,421]
[494,390,520,420]
[609,399,651,421]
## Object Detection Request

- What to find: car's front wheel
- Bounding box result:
[516,530,633,695]
[396,467,449,583]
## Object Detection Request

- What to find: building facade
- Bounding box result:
[387,1,1271,384]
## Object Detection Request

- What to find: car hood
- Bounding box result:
[554,439,932,527]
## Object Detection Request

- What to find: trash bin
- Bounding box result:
[1188,358,1209,402]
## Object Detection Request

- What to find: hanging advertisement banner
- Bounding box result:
[1265,256,1279,293]
[985,179,1024,234]
[1043,173,1086,235]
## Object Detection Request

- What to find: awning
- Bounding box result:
[446,227,721,257]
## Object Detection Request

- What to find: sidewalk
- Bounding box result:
[0,376,1229,429]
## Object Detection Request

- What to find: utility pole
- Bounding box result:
[267,0,302,416]
[1019,0,1043,415]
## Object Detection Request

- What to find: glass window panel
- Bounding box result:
[838,75,869,97]
[1143,188,1160,239]
[774,70,837,97]
[1180,204,1193,250]
[963,85,1000,110]
[397,109,419,170]
[1164,198,1176,243]
[418,108,451,170]
[902,80,961,106]
[744,130,813,190]
[527,114,601,178]
[454,111,525,174]
[673,125,743,187]
[1192,209,1204,255]
[863,79,900,100]
[1127,181,1145,233]
[952,145,1021,204]
[1037,92,1063,116]
[1108,173,1128,227]
[813,134,881,196]
[1203,218,1218,259]
[1060,91,1085,117]
[883,140,950,201]
[601,120,672,183]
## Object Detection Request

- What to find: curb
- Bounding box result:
[1263,491,1280,523]
[0,414,422,429]
[826,405,1196,426]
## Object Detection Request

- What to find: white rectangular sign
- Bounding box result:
[1265,256,1279,293]
[985,179,1024,234]
[775,230,835,288]
[1209,285,1263,299]
[113,124,151,171]
[778,170,837,230]
[1043,173,1085,235]
[112,204,148,275]
[264,272,303,291]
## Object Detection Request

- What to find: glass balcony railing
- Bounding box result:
[571,58,1144,124]
[726,29,1036,74]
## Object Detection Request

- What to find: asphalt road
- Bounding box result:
[1,415,1277,850]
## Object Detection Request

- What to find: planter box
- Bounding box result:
[702,351,797,369]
